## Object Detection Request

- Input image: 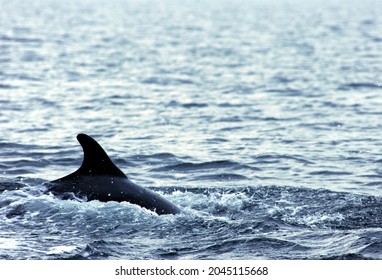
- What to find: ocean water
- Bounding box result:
[0,0,382,259]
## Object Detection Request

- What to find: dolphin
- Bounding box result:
[48,133,181,215]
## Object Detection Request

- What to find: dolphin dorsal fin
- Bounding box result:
[74,133,126,178]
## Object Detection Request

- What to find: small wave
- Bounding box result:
[265,88,304,97]
[217,102,253,108]
[203,236,306,258]
[132,152,179,161]
[47,245,78,256]
[0,35,42,44]
[194,173,248,181]
[206,137,229,144]
[324,253,372,260]
[76,240,117,259]
[321,101,348,108]
[338,82,382,91]
[150,160,251,172]
[0,84,17,89]
[216,116,243,123]
[167,100,209,109]
[328,121,344,127]
[0,181,26,193]
[21,51,44,62]
[141,77,194,86]
[359,237,382,259]
[182,103,208,108]
[252,154,313,165]
[309,170,353,176]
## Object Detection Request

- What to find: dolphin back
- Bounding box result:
[50,134,181,215]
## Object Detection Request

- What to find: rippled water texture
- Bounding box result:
[0,0,382,259]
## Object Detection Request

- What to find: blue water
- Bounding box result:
[1,0,382,259]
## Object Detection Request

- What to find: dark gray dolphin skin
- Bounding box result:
[49,133,181,215]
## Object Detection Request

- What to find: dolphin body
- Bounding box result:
[48,134,181,215]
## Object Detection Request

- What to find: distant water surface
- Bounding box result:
[0,0,381,259]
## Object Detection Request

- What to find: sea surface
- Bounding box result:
[1,0,382,259]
